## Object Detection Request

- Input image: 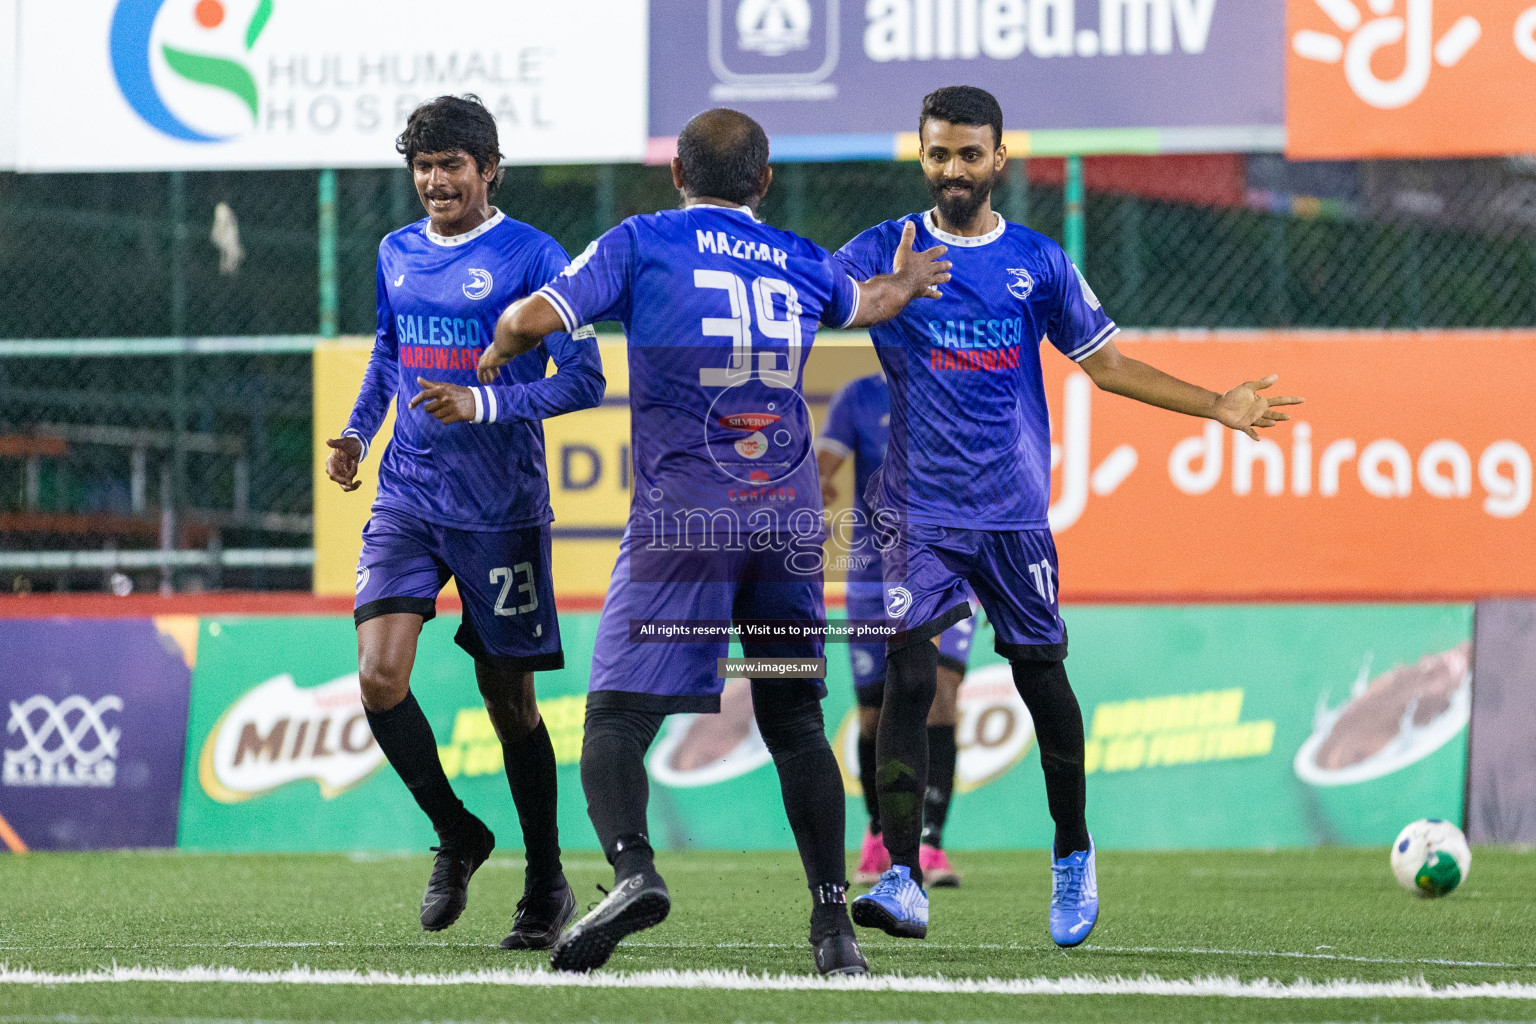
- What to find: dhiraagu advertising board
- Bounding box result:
[177,603,1471,852]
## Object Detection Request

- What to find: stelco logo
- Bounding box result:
[4,695,123,788]
[111,0,274,142]
[1292,0,1536,109]
[199,673,383,802]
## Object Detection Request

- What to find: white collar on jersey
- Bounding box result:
[686,201,759,221]
[425,207,505,247]
[922,208,1006,247]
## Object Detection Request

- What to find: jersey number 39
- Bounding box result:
[695,270,803,389]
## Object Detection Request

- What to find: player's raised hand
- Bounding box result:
[1214,375,1304,440]
[324,436,363,492]
[409,378,477,424]
[892,219,951,300]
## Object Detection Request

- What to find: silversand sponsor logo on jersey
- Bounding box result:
[718,412,782,431]
[199,673,383,802]
[1006,267,1035,301]
[3,694,123,787]
[462,268,493,300]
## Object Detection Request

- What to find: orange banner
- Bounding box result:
[1287,0,1536,159]
[1045,330,1536,600]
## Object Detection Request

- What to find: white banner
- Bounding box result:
[16,0,647,171]
[0,0,17,168]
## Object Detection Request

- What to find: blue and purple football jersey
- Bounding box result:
[538,204,859,541]
[343,210,605,531]
[835,211,1116,531]
[538,203,859,708]
[815,373,888,582]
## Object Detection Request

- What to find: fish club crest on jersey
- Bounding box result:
[462,268,493,299]
[1006,268,1035,301]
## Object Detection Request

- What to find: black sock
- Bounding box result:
[501,718,563,890]
[877,641,938,886]
[580,703,664,881]
[921,724,957,849]
[857,732,881,834]
[752,680,847,890]
[1011,660,1090,859]
[809,881,851,942]
[365,692,474,842]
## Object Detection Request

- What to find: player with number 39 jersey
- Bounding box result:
[478,109,952,977]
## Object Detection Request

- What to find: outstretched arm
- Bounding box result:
[1078,338,1303,440]
[847,221,951,328]
[477,294,567,383]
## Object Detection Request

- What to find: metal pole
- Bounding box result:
[1064,154,1086,269]
[169,170,188,594]
[594,164,616,241]
[1004,157,1029,226]
[318,169,338,338]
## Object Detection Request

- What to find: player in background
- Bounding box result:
[836,87,1302,946]
[816,374,974,887]
[479,109,950,975]
[324,96,604,950]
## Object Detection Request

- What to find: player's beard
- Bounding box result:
[927,171,996,230]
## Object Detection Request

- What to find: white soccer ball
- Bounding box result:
[1390,818,1471,897]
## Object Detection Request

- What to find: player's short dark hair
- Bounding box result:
[919,86,1004,148]
[676,108,771,205]
[396,94,505,196]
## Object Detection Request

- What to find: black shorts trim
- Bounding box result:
[584,688,722,716]
[890,601,972,651]
[937,652,968,676]
[355,596,437,627]
[996,638,1068,663]
[454,619,564,673]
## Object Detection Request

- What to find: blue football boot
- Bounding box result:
[1050,838,1098,947]
[850,864,929,939]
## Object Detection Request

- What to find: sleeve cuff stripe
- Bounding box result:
[537,286,578,334]
[1070,324,1119,362]
[342,428,369,462]
[839,275,861,329]
[471,388,485,424]
[486,387,498,424]
[814,437,852,458]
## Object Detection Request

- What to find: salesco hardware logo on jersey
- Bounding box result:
[4,694,124,787]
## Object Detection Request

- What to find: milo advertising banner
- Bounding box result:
[178,603,1472,853]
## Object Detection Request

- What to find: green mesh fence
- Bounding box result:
[3,155,1535,591]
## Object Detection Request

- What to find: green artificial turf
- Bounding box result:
[2,847,1535,1023]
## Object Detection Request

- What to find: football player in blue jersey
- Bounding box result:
[323,96,604,950]
[817,373,976,888]
[836,87,1303,947]
[479,109,951,975]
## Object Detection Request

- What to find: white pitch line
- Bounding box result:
[1084,945,1536,971]
[6,965,1536,999]
[0,941,1529,969]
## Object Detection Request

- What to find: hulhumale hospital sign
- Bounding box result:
[12,0,647,171]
